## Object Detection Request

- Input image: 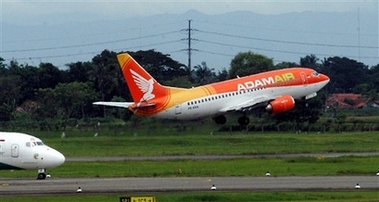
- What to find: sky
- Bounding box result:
[1,0,378,69]
[1,0,378,25]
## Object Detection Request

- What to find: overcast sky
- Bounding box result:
[1,0,378,68]
[1,0,378,25]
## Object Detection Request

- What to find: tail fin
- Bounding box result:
[117,53,169,104]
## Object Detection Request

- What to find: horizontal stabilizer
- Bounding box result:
[93,102,134,108]
[93,101,156,109]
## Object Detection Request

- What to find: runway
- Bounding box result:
[0,176,378,196]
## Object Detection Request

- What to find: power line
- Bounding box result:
[6,40,181,62]
[196,39,378,59]
[196,19,377,37]
[3,20,184,44]
[1,31,181,53]
[197,29,378,49]
[3,20,378,66]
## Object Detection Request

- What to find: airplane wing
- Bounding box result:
[219,96,273,112]
[93,102,134,108]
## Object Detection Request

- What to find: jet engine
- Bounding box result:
[265,95,295,114]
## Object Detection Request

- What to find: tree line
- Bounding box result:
[0,49,378,131]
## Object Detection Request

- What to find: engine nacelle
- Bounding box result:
[265,95,295,114]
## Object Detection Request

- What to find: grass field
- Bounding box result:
[36,131,379,157]
[1,156,378,178]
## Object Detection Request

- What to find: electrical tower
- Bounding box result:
[182,20,197,70]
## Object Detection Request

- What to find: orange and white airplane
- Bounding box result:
[94,53,330,125]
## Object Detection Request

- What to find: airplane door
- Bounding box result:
[175,103,182,115]
[301,72,308,86]
[11,144,19,158]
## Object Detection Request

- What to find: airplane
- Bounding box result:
[94,53,330,125]
[0,132,65,180]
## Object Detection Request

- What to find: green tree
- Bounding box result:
[273,97,324,132]
[0,57,6,76]
[165,76,193,88]
[320,57,369,93]
[130,49,187,84]
[38,62,64,89]
[0,76,21,122]
[229,51,274,78]
[368,64,379,93]
[16,65,39,103]
[275,61,299,69]
[67,61,93,83]
[89,50,120,116]
[300,54,321,70]
[216,68,228,82]
[36,82,97,129]
[192,62,216,85]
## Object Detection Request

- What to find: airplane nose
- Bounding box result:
[320,73,330,83]
[45,148,65,168]
[55,150,66,167]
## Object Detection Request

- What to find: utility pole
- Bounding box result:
[357,7,361,62]
[188,19,192,70]
[182,19,197,71]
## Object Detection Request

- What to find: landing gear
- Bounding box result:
[238,116,249,126]
[213,115,227,125]
[37,169,47,180]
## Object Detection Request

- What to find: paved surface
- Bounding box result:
[0,176,378,196]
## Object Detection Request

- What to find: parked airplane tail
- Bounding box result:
[117,53,170,104]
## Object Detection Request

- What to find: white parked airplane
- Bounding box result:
[94,53,330,125]
[0,132,65,179]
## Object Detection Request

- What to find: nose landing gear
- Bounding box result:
[37,169,47,180]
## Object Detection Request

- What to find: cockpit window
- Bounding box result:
[36,141,44,146]
[26,141,44,147]
[312,71,320,77]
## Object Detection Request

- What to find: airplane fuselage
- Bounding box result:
[149,68,329,120]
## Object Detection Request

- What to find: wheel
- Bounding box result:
[37,173,46,180]
[213,115,227,124]
[238,116,249,126]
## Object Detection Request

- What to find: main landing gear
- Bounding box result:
[213,115,227,125]
[238,115,249,126]
[213,115,250,126]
